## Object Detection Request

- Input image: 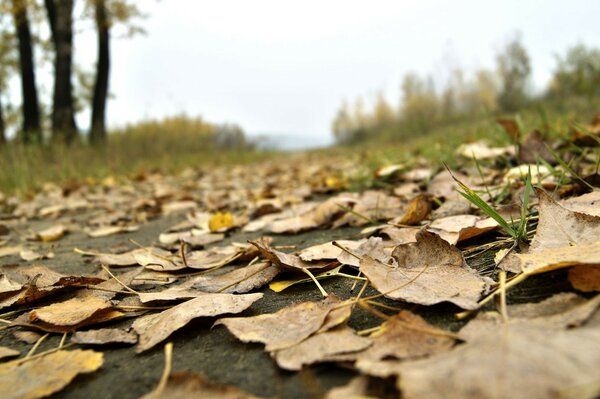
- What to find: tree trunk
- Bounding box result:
[11,0,41,143]
[90,0,109,144]
[46,0,77,143]
[0,94,6,144]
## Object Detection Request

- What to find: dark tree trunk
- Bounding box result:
[0,95,5,144]
[11,0,41,143]
[90,0,109,144]
[46,0,77,143]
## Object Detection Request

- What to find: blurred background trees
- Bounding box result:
[332,37,600,145]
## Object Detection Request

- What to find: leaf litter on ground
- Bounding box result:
[2,120,600,398]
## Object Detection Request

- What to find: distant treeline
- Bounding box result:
[331,39,600,144]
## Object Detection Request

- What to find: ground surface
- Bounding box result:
[0,144,598,399]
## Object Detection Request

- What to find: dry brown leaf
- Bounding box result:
[504,241,600,275]
[0,347,19,361]
[137,286,204,303]
[215,295,343,351]
[71,328,138,345]
[460,294,600,338]
[375,226,419,245]
[530,189,600,253]
[298,240,356,262]
[360,230,488,309]
[19,248,54,262]
[33,224,67,242]
[0,274,22,295]
[250,238,334,272]
[569,266,600,292]
[135,250,183,272]
[272,327,372,371]
[141,371,263,399]
[333,191,403,227]
[189,261,280,294]
[184,245,244,270]
[0,349,103,399]
[427,170,473,200]
[397,323,600,399]
[268,195,353,233]
[427,214,498,245]
[456,141,514,160]
[158,230,224,247]
[13,331,42,344]
[395,195,430,225]
[85,225,139,238]
[337,237,389,268]
[356,311,455,365]
[13,309,126,334]
[134,293,263,353]
[0,245,22,258]
[29,296,113,326]
[561,191,600,217]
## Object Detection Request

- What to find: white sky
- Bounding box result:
[68,0,600,144]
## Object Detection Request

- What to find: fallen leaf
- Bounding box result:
[360,230,488,309]
[0,349,103,399]
[208,211,235,232]
[356,311,455,364]
[250,238,335,272]
[215,295,343,351]
[158,230,224,247]
[268,195,353,233]
[456,141,514,160]
[135,250,183,272]
[134,293,263,353]
[337,237,389,268]
[13,331,42,344]
[33,224,67,242]
[141,371,263,399]
[397,322,600,399]
[395,195,430,225]
[272,327,372,370]
[19,248,54,262]
[530,189,600,253]
[184,245,244,270]
[0,347,19,361]
[29,296,112,326]
[71,328,138,345]
[0,245,22,258]
[504,241,600,275]
[137,286,204,303]
[569,266,600,292]
[0,274,22,295]
[85,225,139,238]
[298,240,355,262]
[427,214,498,245]
[333,191,403,227]
[190,261,280,294]
[561,191,600,217]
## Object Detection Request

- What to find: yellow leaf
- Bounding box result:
[208,212,234,232]
[0,349,103,399]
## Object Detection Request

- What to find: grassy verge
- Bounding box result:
[0,130,270,197]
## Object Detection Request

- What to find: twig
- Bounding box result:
[101,265,140,295]
[499,271,509,323]
[456,272,528,320]
[58,332,68,348]
[26,333,49,358]
[154,342,174,397]
[301,267,328,297]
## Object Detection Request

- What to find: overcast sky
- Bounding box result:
[70,0,600,145]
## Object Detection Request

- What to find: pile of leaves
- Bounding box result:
[1,119,600,398]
